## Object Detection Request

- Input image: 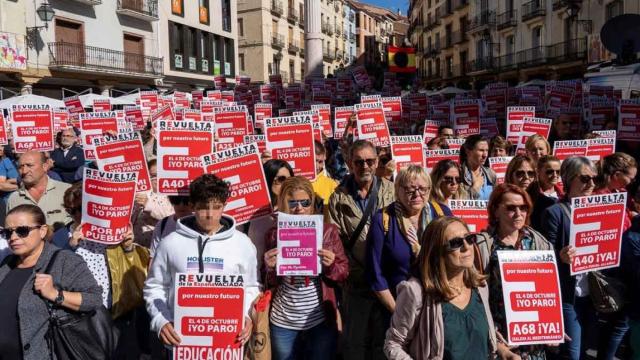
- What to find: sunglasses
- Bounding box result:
[273,175,288,185]
[545,169,560,176]
[443,176,462,184]
[287,199,312,209]
[353,158,377,168]
[446,233,478,252]
[504,204,529,213]
[1,225,42,239]
[515,170,536,179]
[65,206,82,215]
[578,175,597,184]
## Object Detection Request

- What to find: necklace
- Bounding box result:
[449,281,464,295]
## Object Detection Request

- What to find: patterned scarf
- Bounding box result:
[394,201,431,257]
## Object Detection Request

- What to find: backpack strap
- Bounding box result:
[382,206,390,236]
[430,200,445,217]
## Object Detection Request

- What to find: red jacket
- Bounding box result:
[263,223,349,329]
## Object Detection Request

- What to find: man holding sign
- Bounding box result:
[144,174,259,355]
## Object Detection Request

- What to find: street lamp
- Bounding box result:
[26,1,55,48]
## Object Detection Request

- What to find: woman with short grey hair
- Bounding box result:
[540,156,597,360]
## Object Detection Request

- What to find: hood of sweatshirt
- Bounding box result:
[175,214,237,241]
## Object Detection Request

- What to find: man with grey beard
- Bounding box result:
[50,127,85,183]
[328,140,395,360]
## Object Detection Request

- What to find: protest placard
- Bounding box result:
[588,99,616,131]
[156,120,214,195]
[451,99,481,137]
[498,250,564,346]
[569,193,627,275]
[265,115,316,180]
[93,99,111,112]
[448,200,489,232]
[53,110,70,133]
[480,117,500,139]
[360,94,381,104]
[94,132,152,192]
[423,119,445,143]
[79,111,121,159]
[244,135,266,154]
[124,106,146,131]
[81,168,137,244]
[277,213,324,276]
[139,90,159,117]
[618,99,640,142]
[586,137,615,162]
[213,105,249,148]
[381,96,403,124]
[201,143,272,225]
[391,136,425,173]
[151,105,175,125]
[445,138,465,150]
[506,106,536,145]
[10,105,55,153]
[552,140,588,161]
[516,117,552,152]
[425,149,459,173]
[254,103,272,131]
[489,157,513,184]
[173,273,244,360]
[334,106,354,140]
[311,104,333,137]
[63,95,85,114]
[0,112,7,145]
[355,102,391,147]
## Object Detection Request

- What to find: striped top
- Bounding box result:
[270,276,325,330]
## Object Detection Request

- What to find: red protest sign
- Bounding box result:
[139,91,159,117]
[448,200,489,232]
[93,99,111,112]
[589,99,616,131]
[254,103,272,131]
[192,90,204,110]
[618,100,640,142]
[423,119,445,143]
[586,137,615,162]
[570,193,627,274]
[489,157,513,185]
[507,106,536,145]
[94,132,152,192]
[425,149,459,173]
[10,105,55,153]
[63,95,85,114]
[52,110,70,133]
[516,117,552,152]
[265,115,316,180]
[355,102,391,147]
[360,94,381,104]
[381,96,403,124]
[498,250,564,346]
[201,143,272,225]
[445,138,465,150]
[244,135,266,154]
[124,106,146,131]
[311,104,333,137]
[81,168,137,244]
[334,106,354,140]
[182,109,202,122]
[79,112,120,160]
[0,112,7,145]
[391,135,425,172]
[480,117,500,139]
[451,100,481,137]
[552,140,588,161]
[156,120,214,195]
[151,105,175,125]
[173,273,244,360]
[214,105,248,148]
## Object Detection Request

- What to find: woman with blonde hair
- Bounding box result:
[430,159,468,205]
[263,176,348,360]
[384,216,503,360]
[525,134,551,164]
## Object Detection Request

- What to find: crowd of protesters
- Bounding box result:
[0,79,639,360]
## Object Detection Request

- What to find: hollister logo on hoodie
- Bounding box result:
[186,256,224,271]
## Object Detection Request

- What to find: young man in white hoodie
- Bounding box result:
[144,174,259,350]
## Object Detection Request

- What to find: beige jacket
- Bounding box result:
[384,278,498,360]
[328,176,395,290]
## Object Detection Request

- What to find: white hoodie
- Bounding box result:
[144,214,260,336]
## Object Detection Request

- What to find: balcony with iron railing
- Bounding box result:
[271,34,285,49]
[522,0,546,22]
[516,46,547,66]
[497,10,517,30]
[426,44,441,57]
[467,11,496,33]
[287,7,299,23]
[288,40,299,53]
[467,56,496,73]
[443,64,464,79]
[453,0,469,10]
[48,42,163,78]
[545,38,587,63]
[116,0,158,21]
[495,53,518,70]
[271,0,284,16]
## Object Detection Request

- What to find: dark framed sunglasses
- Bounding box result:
[273,175,288,185]
[446,233,478,252]
[443,176,462,184]
[353,158,377,168]
[287,199,312,209]
[545,169,561,176]
[504,204,529,213]
[1,225,42,239]
[578,175,597,184]
[515,170,536,179]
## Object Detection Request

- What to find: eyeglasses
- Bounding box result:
[65,206,82,215]
[287,199,312,209]
[443,176,462,184]
[446,234,478,252]
[402,186,430,196]
[504,204,529,213]
[353,158,377,168]
[1,225,42,239]
[515,170,536,179]
[545,169,561,176]
[578,175,597,184]
[273,175,289,185]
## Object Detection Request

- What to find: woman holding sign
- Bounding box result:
[460,135,497,201]
[541,156,598,360]
[595,152,637,232]
[384,216,502,360]
[263,176,348,360]
[366,165,451,315]
[483,183,553,359]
